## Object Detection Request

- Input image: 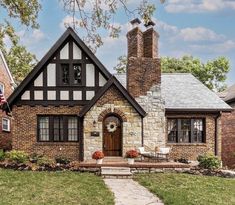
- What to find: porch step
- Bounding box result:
[103,157,126,163]
[101,167,132,179]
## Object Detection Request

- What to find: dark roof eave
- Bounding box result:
[79,76,146,118]
[5,27,112,109]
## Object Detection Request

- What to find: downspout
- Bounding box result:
[141,117,144,146]
[214,112,221,156]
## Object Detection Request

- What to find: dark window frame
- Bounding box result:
[167,118,206,143]
[37,115,80,142]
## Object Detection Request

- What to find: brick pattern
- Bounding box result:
[166,114,220,161]
[126,26,161,99]
[11,105,82,160]
[98,108,127,122]
[221,105,235,168]
[0,54,13,139]
[127,57,161,98]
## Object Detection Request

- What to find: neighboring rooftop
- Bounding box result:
[115,73,232,111]
[219,84,235,103]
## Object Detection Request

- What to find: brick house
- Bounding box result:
[3,20,232,161]
[219,85,235,168]
[0,50,15,139]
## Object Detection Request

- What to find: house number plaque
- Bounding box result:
[91,131,100,137]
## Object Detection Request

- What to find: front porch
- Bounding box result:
[80,157,192,169]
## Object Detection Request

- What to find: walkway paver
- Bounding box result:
[104,178,164,205]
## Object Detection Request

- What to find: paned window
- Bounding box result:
[167,118,205,143]
[38,116,79,142]
[2,118,10,132]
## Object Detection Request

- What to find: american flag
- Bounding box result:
[0,88,6,105]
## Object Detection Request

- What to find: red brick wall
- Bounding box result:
[166,114,219,161]
[127,26,161,98]
[11,105,82,160]
[221,105,235,168]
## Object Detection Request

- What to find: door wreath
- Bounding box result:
[106,121,117,132]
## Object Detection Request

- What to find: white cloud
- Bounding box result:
[17,29,46,46]
[165,0,235,13]
[190,40,235,53]
[60,15,81,30]
[178,27,225,42]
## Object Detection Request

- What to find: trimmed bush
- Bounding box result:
[37,157,54,166]
[0,136,12,151]
[0,149,5,161]
[55,156,70,165]
[6,150,29,164]
[197,154,221,170]
[29,153,44,163]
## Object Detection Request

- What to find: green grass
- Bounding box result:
[0,169,114,205]
[134,173,235,205]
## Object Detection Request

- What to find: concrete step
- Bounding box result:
[101,167,132,178]
[103,157,126,163]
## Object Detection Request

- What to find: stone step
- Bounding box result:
[101,167,132,178]
[103,157,126,163]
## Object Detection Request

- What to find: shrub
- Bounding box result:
[0,136,12,151]
[125,150,139,158]
[6,150,29,164]
[29,153,44,163]
[197,154,221,170]
[0,149,5,161]
[37,157,54,166]
[92,151,104,160]
[55,156,70,165]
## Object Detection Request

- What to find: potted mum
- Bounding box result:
[92,151,104,164]
[126,150,139,164]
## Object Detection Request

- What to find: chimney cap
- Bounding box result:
[144,20,156,28]
[130,18,141,25]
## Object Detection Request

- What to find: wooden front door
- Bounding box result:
[103,115,122,156]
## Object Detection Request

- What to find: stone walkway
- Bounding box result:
[104,178,164,205]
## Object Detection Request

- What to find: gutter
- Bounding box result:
[214,111,222,156]
[141,117,144,146]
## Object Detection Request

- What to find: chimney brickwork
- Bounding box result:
[127,25,161,98]
[126,21,165,151]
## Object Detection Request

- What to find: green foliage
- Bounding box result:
[197,154,221,170]
[36,156,54,166]
[135,173,235,205]
[161,55,230,91]
[0,149,5,161]
[6,150,29,163]
[114,55,127,74]
[7,45,37,84]
[55,156,70,165]
[29,153,43,163]
[0,170,115,204]
[0,0,41,28]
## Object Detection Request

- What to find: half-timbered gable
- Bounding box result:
[7,28,110,107]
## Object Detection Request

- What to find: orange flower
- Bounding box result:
[92,151,104,160]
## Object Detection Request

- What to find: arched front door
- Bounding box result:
[103,115,122,156]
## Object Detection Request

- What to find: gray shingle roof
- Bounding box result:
[115,73,232,111]
[219,84,235,103]
[161,73,231,110]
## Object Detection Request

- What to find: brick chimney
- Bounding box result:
[127,19,161,98]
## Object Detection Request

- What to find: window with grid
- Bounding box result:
[60,64,82,86]
[38,116,79,142]
[167,118,205,143]
[2,118,10,132]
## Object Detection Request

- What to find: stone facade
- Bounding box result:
[136,85,165,150]
[11,105,81,160]
[221,103,235,168]
[166,114,221,161]
[83,85,142,160]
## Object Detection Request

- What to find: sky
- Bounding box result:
[2,0,235,85]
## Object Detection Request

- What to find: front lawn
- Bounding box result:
[0,169,114,205]
[135,173,235,205]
